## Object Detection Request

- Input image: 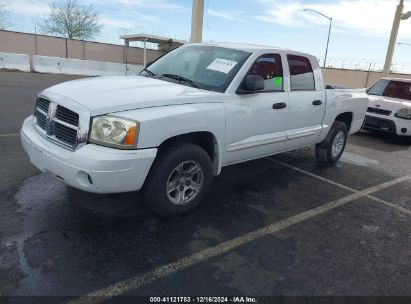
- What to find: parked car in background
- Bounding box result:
[21,43,369,217]
[365,77,411,138]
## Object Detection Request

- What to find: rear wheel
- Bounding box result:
[143,143,213,217]
[316,121,348,165]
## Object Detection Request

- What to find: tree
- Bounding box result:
[0,4,8,29]
[39,0,102,40]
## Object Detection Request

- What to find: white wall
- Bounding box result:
[0,52,30,72]
[32,55,143,76]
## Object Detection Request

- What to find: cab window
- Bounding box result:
[287,55,315,91]
[244,54,284,92]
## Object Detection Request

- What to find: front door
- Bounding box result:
[224,53,289,165]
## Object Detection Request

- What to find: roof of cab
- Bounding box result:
[381,77,411,83]
[186,42,318,61]
[190,42,292,52]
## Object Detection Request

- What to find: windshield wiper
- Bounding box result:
[161,74,199,88]
[140,67,156,77]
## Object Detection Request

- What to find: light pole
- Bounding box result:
[303,8,333,68]
[190,0,204,43]
[382,0,411,75]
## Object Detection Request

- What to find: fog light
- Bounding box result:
[401,128,407,134]
[77,171,93,187]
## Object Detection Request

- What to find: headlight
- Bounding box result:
[395,108,411,120]
[89,116,139,149]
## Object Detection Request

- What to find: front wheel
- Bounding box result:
[316,121,348,165]
[143,143,213,217]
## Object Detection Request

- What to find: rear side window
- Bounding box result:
[246,54,283,92]
[287,55,315,91]
[368,79,411,101]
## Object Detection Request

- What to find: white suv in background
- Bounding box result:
[365,77,411,138]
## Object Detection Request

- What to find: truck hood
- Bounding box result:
[368,95,411,112]
[42,76,223,116]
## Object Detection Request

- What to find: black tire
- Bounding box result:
[143,143,213,217]
[315,121,348,165]
[399,135,411,145]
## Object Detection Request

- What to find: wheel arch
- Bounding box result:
[334,112,353,132]
[157,131,223,175]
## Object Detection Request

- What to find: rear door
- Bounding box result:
[285,54,326,149]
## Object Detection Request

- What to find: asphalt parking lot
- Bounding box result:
[0,71,410,301]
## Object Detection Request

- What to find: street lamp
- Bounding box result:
[303,8,333,68]
[383,0,411,75]
[190,0,204,43]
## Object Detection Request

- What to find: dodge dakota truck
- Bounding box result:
[365,77,411,138]
[21,43,368,216]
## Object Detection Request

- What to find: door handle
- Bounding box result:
[312,100,323,106]
[272,102,287,109]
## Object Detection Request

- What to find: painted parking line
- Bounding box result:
[369,196,411,216]
[268,158,411,216]
[0,133,19,137]
[67,175,411,304]
[267,158,358,192]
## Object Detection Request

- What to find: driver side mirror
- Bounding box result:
[237,75,265,94]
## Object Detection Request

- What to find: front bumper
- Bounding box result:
[363,115,411,136]
[21,116,157,194]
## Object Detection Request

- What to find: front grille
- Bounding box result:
[363,116,396,134]
[34,98,50,130]
[54,123,78,146]
[36,112,47,130]
[36,98,50,113]
[56,105,79,125]
[367,107,392,116]
[33,98,80,149]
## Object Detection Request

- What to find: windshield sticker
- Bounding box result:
[206,58,238,74]
[274,77,282,87]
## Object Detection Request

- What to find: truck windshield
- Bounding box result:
[367,79,411,101]
[140,45,250,93]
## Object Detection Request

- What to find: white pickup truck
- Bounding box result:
[365,77,411,137]
[21,43,368,216]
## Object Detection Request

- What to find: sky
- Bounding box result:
[1,0,411,70]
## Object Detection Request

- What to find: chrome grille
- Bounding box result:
[35,112,47,130]
[37,98,50,113]
[54,123,78,146]
[33,98,80,149]
[56,105,79,125]
[367,107,392,116]
[34,98,50,130]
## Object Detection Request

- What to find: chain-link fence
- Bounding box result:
[318,57,411,74]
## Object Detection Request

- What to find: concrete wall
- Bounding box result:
[0,52,30,72]
[32,55,143,76]
[1,29,411,86]
[322,68,411,89]
[0,29,163,65]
